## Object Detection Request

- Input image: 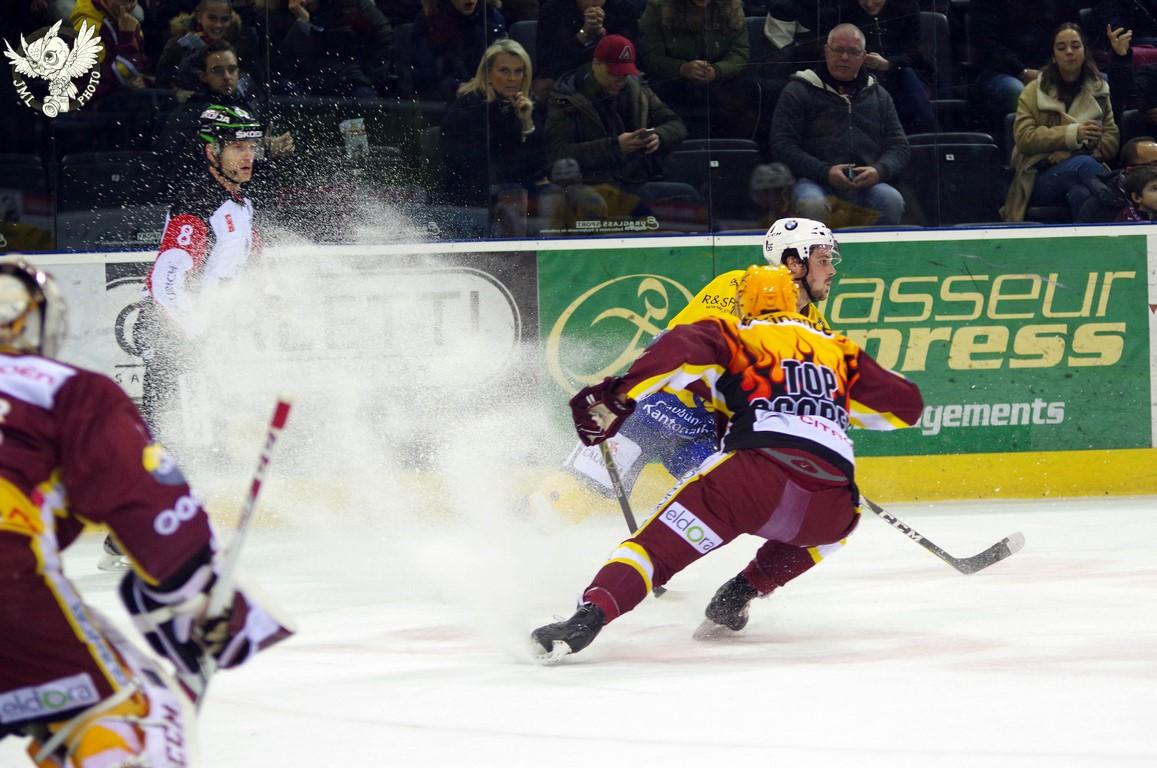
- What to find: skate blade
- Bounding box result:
[97,554,130,572]
[530,639,573,665]
[692,619,739,641]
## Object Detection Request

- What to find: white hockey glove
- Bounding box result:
[119,556,293,683]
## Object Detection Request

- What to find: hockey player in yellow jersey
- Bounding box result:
[668,216,840,330]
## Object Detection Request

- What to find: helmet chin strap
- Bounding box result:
[785,247,817,304]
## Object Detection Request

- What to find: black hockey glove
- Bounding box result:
[120,558,293,683]
[570,376,635,446]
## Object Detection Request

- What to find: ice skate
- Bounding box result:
[97,536,130,572]
[693,574,760,640]
[530,603,605,664]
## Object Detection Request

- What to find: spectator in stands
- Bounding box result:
[155,41,295,184]
[534,0,640,100]
[970,0,1079,121]
[837,0,938,134]
[413,0,507,101]
[545,34,697,211]
[748,0,838,150]
[71,0,150,100]
[1115,163,1157,220]
[154,0,262,88]
[637,0,757,139]
[1002,23,1120,223]
[266,0,396,97]
[1078,136,1157,221]
[375,0,424,27]
[537,157,612,232]
[747,162,798,227]
[1096,0,1157,68]
[770,23,909,227]
[439,39,548,211]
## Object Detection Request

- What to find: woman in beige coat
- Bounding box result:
[1002,22,1119,222]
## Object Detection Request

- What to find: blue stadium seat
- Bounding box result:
[509,20,537,65]
[57,151,167,251]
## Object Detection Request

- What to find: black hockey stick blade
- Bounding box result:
[950,531,1025,575]
[599,441,666,597]
[862,497,1025,575]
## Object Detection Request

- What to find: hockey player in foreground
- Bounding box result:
[531,264,923,663]
[0,261,291,766]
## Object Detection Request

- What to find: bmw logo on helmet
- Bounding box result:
[784,219,798,230]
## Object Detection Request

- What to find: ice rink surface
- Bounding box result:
[4,496,1155,768]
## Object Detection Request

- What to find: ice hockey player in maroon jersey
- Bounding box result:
[531,264,923,663]
[0,261,292,766]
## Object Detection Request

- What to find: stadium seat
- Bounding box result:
[396,23,416,98]
[421,124,442,180]
[907,132,995,146]
[0,155,53,251]
[677,138,760,152]
[1119,109,1152,147]
[509,20,537,65]
[0,154,48,192]
[903,140,1004,225]
[918,11,968,128]
[662,147,760,223]
[56,151,167,251]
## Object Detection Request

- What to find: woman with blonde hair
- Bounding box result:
[1003,22,1120,222]
[439,39,548,217]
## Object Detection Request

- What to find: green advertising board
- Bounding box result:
[538,234,1151,459]
[539,245,715,394]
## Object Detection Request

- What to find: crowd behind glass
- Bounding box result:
[4,0,1157,249]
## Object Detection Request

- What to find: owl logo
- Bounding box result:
[5,20,103,117]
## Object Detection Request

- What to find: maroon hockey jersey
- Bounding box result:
[0,353,213,709]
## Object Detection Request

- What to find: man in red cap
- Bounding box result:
[544,33,697,219]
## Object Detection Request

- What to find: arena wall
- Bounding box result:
[23,223,1157,501]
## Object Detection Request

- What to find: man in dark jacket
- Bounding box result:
[545,34,693,206]
[1077,135,1157,221]
[770,23,910,227]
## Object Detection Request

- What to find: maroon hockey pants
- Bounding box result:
[582,449,859,622]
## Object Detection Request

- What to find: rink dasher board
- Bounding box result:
[10,223,1157,500]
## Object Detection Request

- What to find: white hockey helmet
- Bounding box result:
[0,259,68,358]
[762,217,840,268]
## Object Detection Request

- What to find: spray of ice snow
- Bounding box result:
[156,220,616,660]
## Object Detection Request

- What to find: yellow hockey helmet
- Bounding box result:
[737,264,800,321]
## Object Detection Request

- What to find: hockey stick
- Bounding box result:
[186,397,292,704]
[861,496,1024,575]
[600,441,666,597]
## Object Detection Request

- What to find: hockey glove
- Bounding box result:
[120,558,293,683]
[570,376,635,446]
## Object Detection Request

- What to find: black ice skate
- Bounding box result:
[531,603,605,664]
[693,573,761,640]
